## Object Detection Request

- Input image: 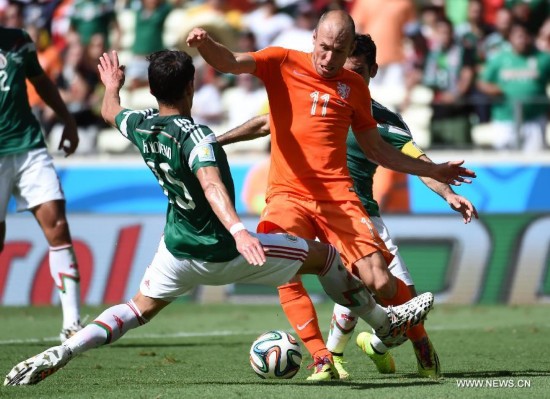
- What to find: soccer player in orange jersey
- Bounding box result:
[187,10,476,380]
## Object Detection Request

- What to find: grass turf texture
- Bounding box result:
[0,303,549,399]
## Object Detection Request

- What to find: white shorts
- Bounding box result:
[140,233,308,301]
[0,148,64,221]
[491,117,547,151]
[371,216,414,286]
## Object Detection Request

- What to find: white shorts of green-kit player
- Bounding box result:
[371,216,414,286]
[140,234,308,301]
[0,148,65,221]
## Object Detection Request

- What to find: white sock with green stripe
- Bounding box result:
[49,245,80,329]
[64,300,148,355]
[326,303,358,354]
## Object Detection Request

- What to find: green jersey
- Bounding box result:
[481,47,550,121]
[131,3,172,55]
[347,99,424,217]
[115,109,240,262]
[0,28,46,156]
[70,0,117,46]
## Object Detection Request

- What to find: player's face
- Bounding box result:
[312,25,354,78]
[509,26,532,54]
[344,56,368,80]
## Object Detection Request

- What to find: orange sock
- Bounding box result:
[378,278,428,343]
[278,282,331,360]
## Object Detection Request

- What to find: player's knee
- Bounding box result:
[44,219,71,245]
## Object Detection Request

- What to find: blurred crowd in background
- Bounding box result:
[1,0,550,156]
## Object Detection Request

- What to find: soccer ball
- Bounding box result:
[249,330,302,379]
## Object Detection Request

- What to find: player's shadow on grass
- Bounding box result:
[187,380,438,389]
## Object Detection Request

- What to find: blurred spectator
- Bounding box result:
[483,0,505,26]
[445,0,469,27]
[48,40,104,155]
[482,6,513,59]
[536,17,550,52]
[222,73,268,131]
[50,0,74,52]
[455,1,494,123]
[418,4,445,50]
[192,62,225,127]
[243,0,293,49]
[478,22,550,151]
[421,18,476,148]
[125,0,172,90]
[3,1,23,27]
[236,29,258,52]
[186,0,243,31]
[26,25,63,132]
[351,0,416,94]
[455,0,493,53]
[69,0,121,49]
[177,0,242,57]
[271,1,317,51]
[506,0,549,34]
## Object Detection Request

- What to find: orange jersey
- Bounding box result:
[249,47,377,202]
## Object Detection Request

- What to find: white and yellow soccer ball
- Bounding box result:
[249,330,302,379]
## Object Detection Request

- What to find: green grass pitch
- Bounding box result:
[0,303,549,399]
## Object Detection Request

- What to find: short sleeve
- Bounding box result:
[22,31,44,78]
[350,78,377,133]
[115,108,158,144]
[248,47,287,82]
[181,125,220,174]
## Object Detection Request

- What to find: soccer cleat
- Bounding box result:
[60,321,84,343]
[356,331,395,374]
[332,355,350,380]
[306,356,339,381]
[378,292,434,348]
[413,337,441,379]
[4,345,72,386]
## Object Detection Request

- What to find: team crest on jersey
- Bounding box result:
[337,82,350,100]
[0,54,7,69]
[197,144,215,162]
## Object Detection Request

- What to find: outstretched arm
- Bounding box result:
[97,51,125,127]
[217,114,270,146]
[29,74,78,157]
[196,166,266,266]
[354,127,477,186]
[417,155,479,223]
[186,28,256,74]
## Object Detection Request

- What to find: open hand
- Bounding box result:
[233,230,267,266]
[98,50,125,91]
[435,160,477,186]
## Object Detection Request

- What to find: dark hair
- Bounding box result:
[147,50,195,105]
[351,33,376,67]
[436,17,454,31]
[510,20,532,36]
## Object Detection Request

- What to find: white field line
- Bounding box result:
[1,323,543,346]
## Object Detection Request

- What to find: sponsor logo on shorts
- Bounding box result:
[285,234,298,242]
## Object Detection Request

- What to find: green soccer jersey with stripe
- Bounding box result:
[0,27,46,156]
[115,109,240,262]
[347,99,424,217]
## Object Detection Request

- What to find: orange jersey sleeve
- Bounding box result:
[249,47,377,202]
